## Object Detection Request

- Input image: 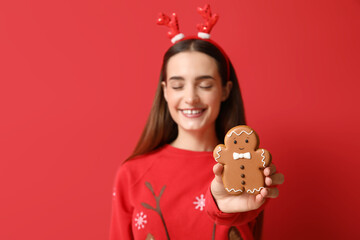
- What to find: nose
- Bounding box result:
[184,86,199,105]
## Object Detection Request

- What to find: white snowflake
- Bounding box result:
[193,194,206,211]
[134,212,147,230]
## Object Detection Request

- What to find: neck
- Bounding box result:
[170,125,219,152]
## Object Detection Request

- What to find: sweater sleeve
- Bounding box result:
[205,186,266,226]
[110,164,134,240]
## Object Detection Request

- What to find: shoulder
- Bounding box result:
[114,147,166,184]
[123,146,165,169]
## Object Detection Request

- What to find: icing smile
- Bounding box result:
[239,147,244,150]
[179,108,206,118]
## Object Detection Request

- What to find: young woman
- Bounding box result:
[110,38,285,240]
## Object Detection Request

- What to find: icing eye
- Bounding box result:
[245,139,249,143]
[234,140,237,144]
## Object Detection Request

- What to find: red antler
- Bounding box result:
[157,12,184,43]
[197,4,219,38]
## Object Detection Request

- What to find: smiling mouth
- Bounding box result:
[179,109,206,118]
[239,147,244,150]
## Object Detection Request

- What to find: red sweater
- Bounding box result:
[110,144,265,240]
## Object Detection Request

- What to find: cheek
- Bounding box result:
[165,90,181,110]
[205,92,222,111]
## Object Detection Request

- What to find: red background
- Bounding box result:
[1,0,359,239]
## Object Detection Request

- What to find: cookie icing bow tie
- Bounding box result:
[233,152,251,160]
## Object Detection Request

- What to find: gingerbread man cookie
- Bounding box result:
[213,125,271,195]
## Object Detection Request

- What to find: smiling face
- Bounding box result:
[225,126,259,152]
[229,133,258,152]
[162,51,231,133]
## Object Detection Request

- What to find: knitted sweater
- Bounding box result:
[110,144,264,240]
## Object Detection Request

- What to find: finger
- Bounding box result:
[270,173,285,185]
[213,163,223,176]
[260,187,269,198]
[213,163,224,183]
[255,190,267,206]
[255,193,264,203]
[264,163,277,176]
[266,187,279,198]
[265,176,272,186]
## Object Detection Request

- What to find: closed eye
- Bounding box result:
[198,79,214,89]
[171,86,183,90]
[168,78,184,90]
[199,85,213,89]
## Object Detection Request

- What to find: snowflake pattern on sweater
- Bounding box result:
[193,194,206,211]
[134,212,147,230]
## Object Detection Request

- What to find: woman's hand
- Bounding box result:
[210,163,285,213]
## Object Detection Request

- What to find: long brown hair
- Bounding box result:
[127,38,246,160]
[126,38,263,239]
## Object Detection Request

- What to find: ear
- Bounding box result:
[161,81,168,102]
[221,81,232,101]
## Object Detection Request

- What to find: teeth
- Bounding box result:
[182,109,202,115]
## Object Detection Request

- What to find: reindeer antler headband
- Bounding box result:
[157,4,231,82]
[157,4,219,43]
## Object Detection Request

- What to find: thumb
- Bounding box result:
[213,163,224,184]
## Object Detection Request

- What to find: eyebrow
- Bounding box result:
[168,75,215,81]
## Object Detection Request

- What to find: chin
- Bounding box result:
[178,122,213,133]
